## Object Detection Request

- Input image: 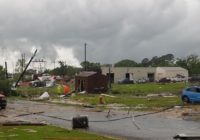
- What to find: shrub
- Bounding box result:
[0,80,11,96]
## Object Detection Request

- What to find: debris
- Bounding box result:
[39,92,50,100]
[63,85,70,95]
[0,114,7,117]
[16,111,44,117]
[83,105,95,108]
[174,106,183,109]
[106,109,111,118]
[72,115,88,129]
[101,94,116,98]
[46,81,54,88]
[99,95,105,104]
[147,93,176,98]
[23,129,37,133]
[2,121,46,126]
[132,114,140,130]
[174,133,200,140]
[79,91,86,94]
[59,95,66,98]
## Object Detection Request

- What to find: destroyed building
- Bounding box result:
[75,71,108,93]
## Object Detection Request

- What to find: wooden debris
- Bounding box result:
[2,121,46,126]
[16,111,44,117]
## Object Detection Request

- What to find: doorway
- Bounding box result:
[148,73,155,82]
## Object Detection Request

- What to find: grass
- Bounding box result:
[0,125,116,140]
[15,85,69,97]
[15,82,187,97]
[14,82,75,97]
[111,82,187,95]
[13,83,186,110]
[71,94,182,110]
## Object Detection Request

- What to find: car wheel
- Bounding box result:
[182,96,190,103]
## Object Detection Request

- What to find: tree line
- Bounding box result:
[1,53,200,78]
[114,54,200,76]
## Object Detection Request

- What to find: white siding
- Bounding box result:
[101,66,188,83]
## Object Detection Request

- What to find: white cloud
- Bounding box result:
[54,46,81,67]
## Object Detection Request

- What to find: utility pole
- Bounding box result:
[32,59,46,73]
[15,50,37,87]
[108,65,112,90]
[53,61,56,70]
[21,53,25,72]
[84,43,87,71]
[5,61,8,79]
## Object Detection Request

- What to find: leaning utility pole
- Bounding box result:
[21,53,25,72]
[15,50,37,87]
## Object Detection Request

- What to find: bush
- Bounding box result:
[0,80,11,96]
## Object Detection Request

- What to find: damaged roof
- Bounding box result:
[76,71,97,77]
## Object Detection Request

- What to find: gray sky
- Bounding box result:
[0,0,200,71]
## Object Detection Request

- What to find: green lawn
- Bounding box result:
[15,85,67,97]
[14,83,186,110]
[70,83,185,110]
[71,94,182,110]
[111,83,187,95]
[0,125,116,140]
[15,82,187,97]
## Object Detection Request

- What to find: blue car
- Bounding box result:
[182,86,200,103]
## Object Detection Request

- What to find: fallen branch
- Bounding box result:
[2,121,46,126]
[0,114,7,117]
[16,111,44,117]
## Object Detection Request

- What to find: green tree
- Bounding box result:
[176,54,200,75]
[149,54,175,66]
[114,59,138,67]
[15,59,26,73]
[80,61,101,72]
[50,62,80,78]
[141,58,150,67]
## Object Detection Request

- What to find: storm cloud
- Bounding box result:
[0,0,199,71]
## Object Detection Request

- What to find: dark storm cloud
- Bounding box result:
[0,0,199,69]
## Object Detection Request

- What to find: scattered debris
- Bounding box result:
[2,121,46,126]
[23,129,37,133]
[79,91,86,94]
[39,92,50,100]
[147,93,176,98]
[174,133,200,140]
[174,106,183,109]
[101,94,116,98]
[106,109,111,118]
[82,105,95,108]
[16,111,44,117]
[0,114,7,117]
[131,114,140,130]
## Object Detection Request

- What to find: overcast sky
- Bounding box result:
[0,0,200,71]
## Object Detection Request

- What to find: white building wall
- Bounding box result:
[101,67,157,83]
[101,66,189,83]
[155,67,166,81]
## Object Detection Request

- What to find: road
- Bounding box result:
[1,100,200,140]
